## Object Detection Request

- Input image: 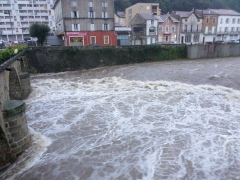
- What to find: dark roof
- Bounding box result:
[159,13,179,22]
[116,11,125,18]
[210,9,240,16]
[138,13,158,20]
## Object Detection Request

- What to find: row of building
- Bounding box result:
[0,0,240,46]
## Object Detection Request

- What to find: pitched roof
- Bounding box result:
[174,11,192,18]
[159,13,180,22]
[195,9,218,16]
[138,13,158,20]
[116,11,125,18]
[210,9,240,16]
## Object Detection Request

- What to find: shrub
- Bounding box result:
[0,45,27,64]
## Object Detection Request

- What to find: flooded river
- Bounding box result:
[1,57,240,180]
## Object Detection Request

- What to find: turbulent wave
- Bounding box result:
[4,75,240,180]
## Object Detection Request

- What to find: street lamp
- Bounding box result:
[4,11,14,42]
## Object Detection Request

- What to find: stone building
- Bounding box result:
[125,3,160,27]
[195,9,218,43]
[53,0,117,46]
[212,9,240,41]
[155,13,180,43]
[171,10,203,44]
[0,0,55,42]
[130,13,158,45]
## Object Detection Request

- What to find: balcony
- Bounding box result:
[17,0,30,4]
[163,31,171,35]
[0,7,13,11]
[217,31,240,35]
[181,29,201,34]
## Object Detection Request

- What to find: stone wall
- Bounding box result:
[25,45,187,73]
[187,43,240,59]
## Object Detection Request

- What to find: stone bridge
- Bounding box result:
[0,50,31,169]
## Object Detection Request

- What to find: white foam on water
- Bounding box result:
[5,75,240,179]
[0,128,51,180]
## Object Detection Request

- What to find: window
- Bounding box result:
[151,20,154,25]
[72,1,76,6]
[238,18,240,24]
[102,2,107,7]
[90,23,94,31]
[185,35,191,42]
[225,27,228,32]
[89,11,94,18]
[159,26,162,32]
[166,26,169,32]
[149,27,155,34]
[226,18,229,24]
[89,2,93,7]
[213,18,215,23]
[128,9,132,14]
[71,11,78,18]
[102,24,108,31]
[231,27,234,32]
[72,24,80,31]
[104,36,109,44]
[172,26,175,32]
[232,18,236,24]
[220,18,223,24]
[102,12,108,18]
[206,17,209,23]
[193,35,199,42]
[140,6,143,10]
[90,36,96,44]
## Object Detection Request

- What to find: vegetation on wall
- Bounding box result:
[25,45,187,73]
[0,45,27,64]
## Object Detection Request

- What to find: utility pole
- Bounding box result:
[4,11,14,42]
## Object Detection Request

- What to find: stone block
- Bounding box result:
[10,147,21,155]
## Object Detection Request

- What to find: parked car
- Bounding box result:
[171,41,181,44]
[214,40,225,44]
[227,40,235,44]
[234,39,240,43]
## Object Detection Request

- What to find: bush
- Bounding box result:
[0,45,27,64]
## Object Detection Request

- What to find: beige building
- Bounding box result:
[0,0,55,42]
[114,11,126,27]
[171,11,203,44]
[125,3,160,27]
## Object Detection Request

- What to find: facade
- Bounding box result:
[114,11,131,46]
[125,3,160,27]
[155,13,180,43]
[212,9,240,41]
[130,13,158,45]
[53,0,117,46]
[171,11,203,44]
[195,9,218,43]
[0,0,55,42]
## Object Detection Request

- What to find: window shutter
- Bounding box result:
[77,11,79,18]
[106,12,108,18]
[72,24,74,31]
[88,12,90,18]
[71,11,73,18]
[102,12,104,18]
[108,24,110,31]
[94,12,96,18]
[78,24,80,31]
[102,24,104,31]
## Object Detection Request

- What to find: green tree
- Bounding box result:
[29,23,50,46]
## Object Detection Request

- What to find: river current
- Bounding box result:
[1,57,240,180]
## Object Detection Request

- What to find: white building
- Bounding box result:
[0,0,55,42]
[213,9,240,41]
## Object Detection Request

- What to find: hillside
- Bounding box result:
[114,0,240,14]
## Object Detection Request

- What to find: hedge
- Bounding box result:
[0,45,27,64]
